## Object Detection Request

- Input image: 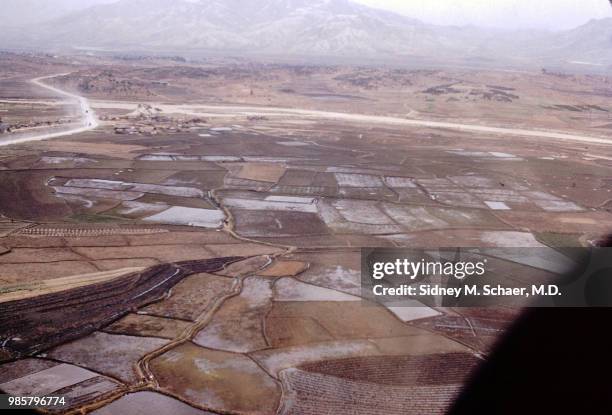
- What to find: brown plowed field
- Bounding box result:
[0,256,242,362]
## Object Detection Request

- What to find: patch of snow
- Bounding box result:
[265,196,316,204]
[119,201,169,216]
[54,186,143,201]
[533,200,583,212]
[384,176,417,188]
[485,201,511,210]
[480,231,544,248]
[143,206,225,228]
[335,173,383,188]
[41,156,97,165]
[201,156,242,162]
[277,141,308,147]
[223,198,317,213]
[274,278,360,302]
[386,305,441,322]
[333,200,393,225]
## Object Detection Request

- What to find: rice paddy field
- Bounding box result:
[1,52,612,414]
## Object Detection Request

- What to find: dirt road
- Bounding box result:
[92,100,611,146]
[0,74,98,147]
[3,75,610,148]
[170,103,612,146]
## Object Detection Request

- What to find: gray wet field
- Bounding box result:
[2,110,612,415]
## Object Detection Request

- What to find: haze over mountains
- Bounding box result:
[2,0,611,67]
[2,0,116,26]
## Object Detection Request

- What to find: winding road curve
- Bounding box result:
[1,73,610,148]
[0,74,98,147]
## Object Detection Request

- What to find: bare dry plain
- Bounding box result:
[1,52,611,414]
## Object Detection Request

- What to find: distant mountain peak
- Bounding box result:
[1,0,610,67]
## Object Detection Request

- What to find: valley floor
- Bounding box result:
[1,60,611,414]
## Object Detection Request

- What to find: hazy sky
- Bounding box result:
[354,0,612,30]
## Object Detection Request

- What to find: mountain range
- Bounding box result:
[1,0,611,67]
